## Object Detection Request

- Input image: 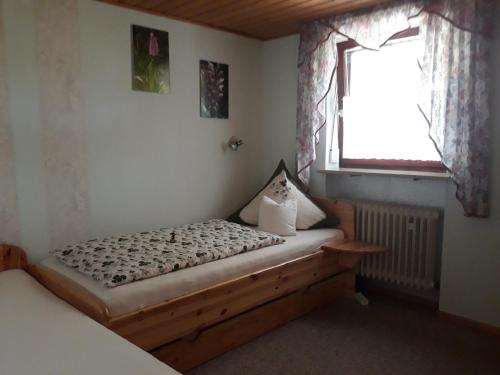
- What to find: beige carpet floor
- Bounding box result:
[188,296,500,375]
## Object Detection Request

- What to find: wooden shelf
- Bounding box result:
[321,240,387,269]
[321,240,387,255]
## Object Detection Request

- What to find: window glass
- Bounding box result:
[340,35,441,167]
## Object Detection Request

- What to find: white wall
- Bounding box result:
[2,0,50,257]
[78,1,264,240]
[257,35,299,183]
[259,34,327,197]
[0,0,287,260]
[326,174,448,208]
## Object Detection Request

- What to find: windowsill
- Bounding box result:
[318,167,450,180]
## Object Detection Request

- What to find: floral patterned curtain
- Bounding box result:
[296,0,422,184]
[296,0,495,217]
[296,22,337,184]
[418,0,496,217]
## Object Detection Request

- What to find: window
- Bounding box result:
[336,29,443,172]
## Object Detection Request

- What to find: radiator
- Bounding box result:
[352,200,439,289]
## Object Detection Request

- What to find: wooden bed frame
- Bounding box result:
[0,244,27,271]
[19,197,360,372]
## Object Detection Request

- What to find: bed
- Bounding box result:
[40,226,345,316]
[28,197,359,371]
[0,245,180,375]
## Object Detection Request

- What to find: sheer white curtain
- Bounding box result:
[418,0,495,217]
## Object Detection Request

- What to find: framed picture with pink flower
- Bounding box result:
[131,25,170,94]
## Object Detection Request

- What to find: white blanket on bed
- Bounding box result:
[52,219,284,287]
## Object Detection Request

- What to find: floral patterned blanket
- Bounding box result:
[52,219,284,287]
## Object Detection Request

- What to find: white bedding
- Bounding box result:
[41,227,344,316]
[0,270,179,375]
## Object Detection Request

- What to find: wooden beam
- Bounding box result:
[120,0,151,6]
[184,0,238,20]
[215,0,390,39]
[150,0,191,13]
[139,0,170,9]
[196,0,299,24]
[166,0,232,19]
[99,0,266,40]
[236,0,390,34]
[99,0,391,40]
[29,264,111,323]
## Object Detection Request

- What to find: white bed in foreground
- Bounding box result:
[0,269,180,375]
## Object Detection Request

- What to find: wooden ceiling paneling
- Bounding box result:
[100,0,390,40]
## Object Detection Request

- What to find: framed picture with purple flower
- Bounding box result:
[200,60,228,119]
[131,25,170,94]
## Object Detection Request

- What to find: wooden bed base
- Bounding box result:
[107,250,351,348]
[151,271,355,372]
[25,198,358,371]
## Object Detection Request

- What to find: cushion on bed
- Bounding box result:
[258,195,297,236]
[228,159,339,229]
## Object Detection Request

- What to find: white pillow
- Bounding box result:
[240,171,326,229]
[258,195,297,236]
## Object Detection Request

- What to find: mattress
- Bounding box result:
[0,270,179,375]
[41,227,344,316]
